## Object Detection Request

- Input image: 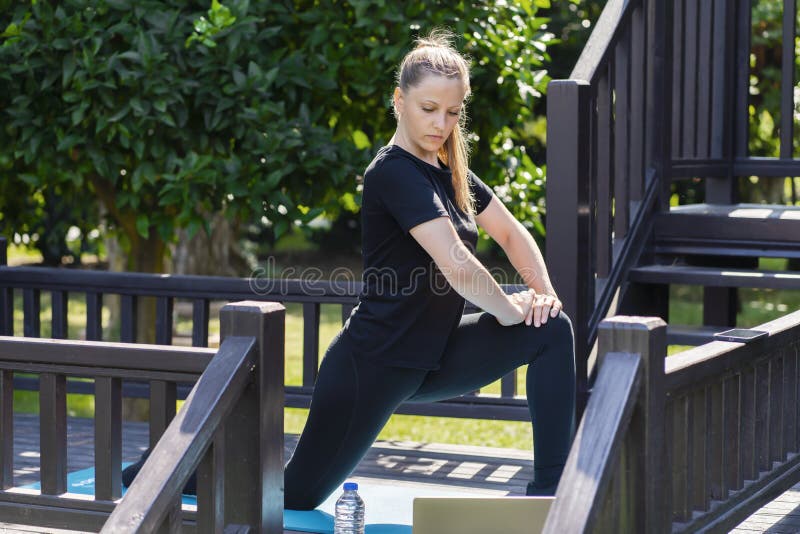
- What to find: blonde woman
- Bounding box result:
[284,29,575,509]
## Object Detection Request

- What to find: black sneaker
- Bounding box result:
[525,480,558,496]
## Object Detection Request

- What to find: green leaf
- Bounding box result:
[352,130,370,150]
[136,214,149,238]
[62,55,76,87]
[18,173,40,186]
[56,135,81,151]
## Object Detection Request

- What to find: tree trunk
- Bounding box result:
[170,212,250,277]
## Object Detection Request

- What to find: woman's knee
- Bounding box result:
[542,310,574,345]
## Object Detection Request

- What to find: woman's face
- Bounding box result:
[394,74,467,162]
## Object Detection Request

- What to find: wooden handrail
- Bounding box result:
[101,300,286,533]
[570,0,635,83]
[0,336,215,374]
[665,309,800,392]
[551,311,800,531]
[101,336,256,532]
[542,351,642,532]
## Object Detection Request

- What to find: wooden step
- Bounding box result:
[655,203,800,258]
[629,264,800,290]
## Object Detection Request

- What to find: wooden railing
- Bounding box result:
[544,310,800,532]
[668,0,800,188]
[545,0,671,413]
[0,301,284,533]
[0,237,530,421]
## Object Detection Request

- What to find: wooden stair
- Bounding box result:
[627,203,800,345]
[654,203,800,259]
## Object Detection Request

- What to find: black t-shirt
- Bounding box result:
[343,144,495,369]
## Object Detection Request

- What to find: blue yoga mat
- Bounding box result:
[21,467,416,533]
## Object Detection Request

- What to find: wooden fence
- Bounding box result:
[545,0,670,414]
[0,301,285,533]
[0,238,530,421]
[544,310,800,532]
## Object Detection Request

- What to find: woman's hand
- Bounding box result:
[496,289,536,326]
[524,292,563,327]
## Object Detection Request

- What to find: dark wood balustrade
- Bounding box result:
[0,301,285,533]
[545,311,800,532]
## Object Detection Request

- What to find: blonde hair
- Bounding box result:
[396,29,475,215]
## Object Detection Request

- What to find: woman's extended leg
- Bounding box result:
[408,310,576,492]
[283,331,425,510]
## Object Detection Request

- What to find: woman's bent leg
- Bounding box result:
[284,333,424,510]
[409,311,576,491]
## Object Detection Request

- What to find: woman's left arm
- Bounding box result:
[475,196,562,326]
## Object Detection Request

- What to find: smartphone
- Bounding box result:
[713,328,769,343]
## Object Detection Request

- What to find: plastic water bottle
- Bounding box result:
[334,481,365,534]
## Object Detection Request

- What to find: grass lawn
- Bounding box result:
[7,247,800,451]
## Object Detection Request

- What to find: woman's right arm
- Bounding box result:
[409,216,532,326]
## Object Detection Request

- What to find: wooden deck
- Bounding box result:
[4,413,800,533]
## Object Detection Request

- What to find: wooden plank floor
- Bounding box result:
[6,414,530,533]
[5,413,800,533]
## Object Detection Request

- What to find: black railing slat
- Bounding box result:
[500,371,516,399]
[197,437,224,533]
[302,302,320,388]
[40,373,67,495]
[681,0,698,157]
[0,370,12,489]
[0,286,12,336]
[691,387,708,511]
[709,0,728,158]
[86,292,102,341]
[671,395,690,522]
[51,290,68,340]
[769,357,784,462]
[95,376,122,500]
[740,367,756,483]
[629,3,646,201]
[784,345,797,457]
[695,0,712,158]
[780,0,796,160]
[670,0,684,159]
[120,294,137,343]
[733,0,751,157]
[722,375,742,495]
[149,380,177,449]
[755,362,770,473]
[192,298,210,348]
[596,68,613,278]
[707,381,724,500]
[23,288,41,338]
[613,30,630,238]
[156,296,174,345]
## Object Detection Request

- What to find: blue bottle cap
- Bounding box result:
[343,482,358,491]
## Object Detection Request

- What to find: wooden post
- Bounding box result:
[546,79,592,418]
[598,316,668,532]
[220,301,285,534]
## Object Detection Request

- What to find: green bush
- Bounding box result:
[1,0,556,268]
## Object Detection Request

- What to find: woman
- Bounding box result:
[284,29,576,510]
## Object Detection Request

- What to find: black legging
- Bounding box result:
[284,310,576,510]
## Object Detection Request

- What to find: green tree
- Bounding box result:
[1,0,557,271]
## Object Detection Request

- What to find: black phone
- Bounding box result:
[713,328,768,343]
